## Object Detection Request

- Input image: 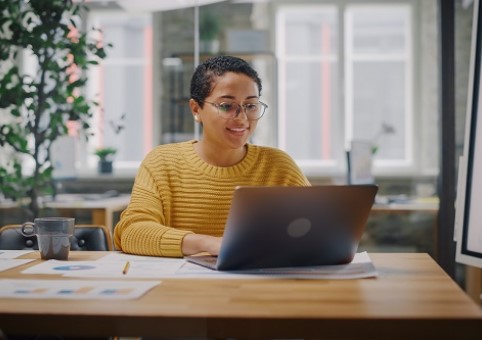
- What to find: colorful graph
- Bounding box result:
[1,279,159,300]
[53,265,96,271]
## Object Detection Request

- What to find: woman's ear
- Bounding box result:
[189,98,202,123]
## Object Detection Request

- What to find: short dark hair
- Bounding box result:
[190,55,262,107]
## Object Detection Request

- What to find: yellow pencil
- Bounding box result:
[122,261,130,275]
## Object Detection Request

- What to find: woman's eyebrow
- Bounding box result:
[218,95,236,100]
[217,95,259,100]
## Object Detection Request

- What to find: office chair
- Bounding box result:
[0,224,113,251]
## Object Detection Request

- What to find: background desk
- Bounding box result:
[368,199,439,260]
[43,194,130,232]
[372,198,439,213]
[0,252,481,339]
[372,200,482,306]
[0,194,130,232]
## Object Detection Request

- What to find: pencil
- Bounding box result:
[122,261,130,275]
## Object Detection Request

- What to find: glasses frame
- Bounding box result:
[202,100,268,120]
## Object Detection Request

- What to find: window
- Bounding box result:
[78,1,436,177]
[85,11,153,172]
[277,2,414,176]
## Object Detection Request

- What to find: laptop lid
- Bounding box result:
[187,185,378,271]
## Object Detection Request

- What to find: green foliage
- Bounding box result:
[94,147,117,160]
[200,11,220,41]
[0,0,110,218]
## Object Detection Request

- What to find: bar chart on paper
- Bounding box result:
[0,279,159,300]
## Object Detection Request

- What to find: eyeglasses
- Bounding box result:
[203,100,268,120]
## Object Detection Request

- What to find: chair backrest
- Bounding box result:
[0,224,113,251]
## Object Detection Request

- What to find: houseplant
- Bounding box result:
[0,0,110,219]
[93,113,125,174]
[94,147,117,174]
[199,10,220,54]
[371,122,396,155]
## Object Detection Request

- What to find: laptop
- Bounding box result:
[186,185,378,271]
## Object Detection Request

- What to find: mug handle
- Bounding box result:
[20,222,36,237]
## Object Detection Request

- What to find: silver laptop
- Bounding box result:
[186,185,378,271]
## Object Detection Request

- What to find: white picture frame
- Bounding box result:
[455,0,482,268]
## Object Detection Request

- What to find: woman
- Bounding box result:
[114,55,310,257]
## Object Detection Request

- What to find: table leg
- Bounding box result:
[465,266,482,305]
[91,209,108,230]
[104,209,114,233]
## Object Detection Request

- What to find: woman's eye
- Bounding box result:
[245,103,258,111]
[219,103,234,112]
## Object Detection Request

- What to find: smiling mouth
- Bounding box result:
[227,127,247,133]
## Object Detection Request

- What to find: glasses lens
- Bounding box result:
[244,103,260,118]
[218,102,235,115]
[215,101,266,120]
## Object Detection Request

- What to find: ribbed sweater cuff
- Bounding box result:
[161,229,192,257]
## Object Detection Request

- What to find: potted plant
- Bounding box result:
[93,113,125,174]
[371,122,396,155]
[0,0,110,219]
[199,10,220,54]
[94,147,117,174]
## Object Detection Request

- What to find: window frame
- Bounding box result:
[344,3,415,170]
[82,10,153,175]
[275,0,421,177]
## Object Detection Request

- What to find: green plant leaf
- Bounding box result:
[0,0,111,218]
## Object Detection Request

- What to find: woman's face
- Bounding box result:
[193,72,260,151]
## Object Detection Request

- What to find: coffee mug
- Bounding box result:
[21,217,75,260]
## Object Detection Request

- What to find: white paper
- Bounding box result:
[0,279,160,300]
[176,252,378,279]
[21,252,377,280]
[64,252,190,278]
[98,251,180,262]
[0,250,36,259]
[0,259,34,272]
[22,260,125,275]
[22,259,184,278]
[66,260,185,278]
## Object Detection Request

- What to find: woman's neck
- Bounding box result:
[194,141,247,167]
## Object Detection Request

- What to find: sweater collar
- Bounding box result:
[183,140,259,178]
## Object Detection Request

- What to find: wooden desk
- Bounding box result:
[1,194,130,232]
[0,252,481,339]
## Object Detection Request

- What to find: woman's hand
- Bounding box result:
[181,233,222,256]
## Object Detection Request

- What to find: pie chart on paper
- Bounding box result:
[53,265,96,271]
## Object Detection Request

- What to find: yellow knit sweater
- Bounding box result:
[114,140,310,257]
